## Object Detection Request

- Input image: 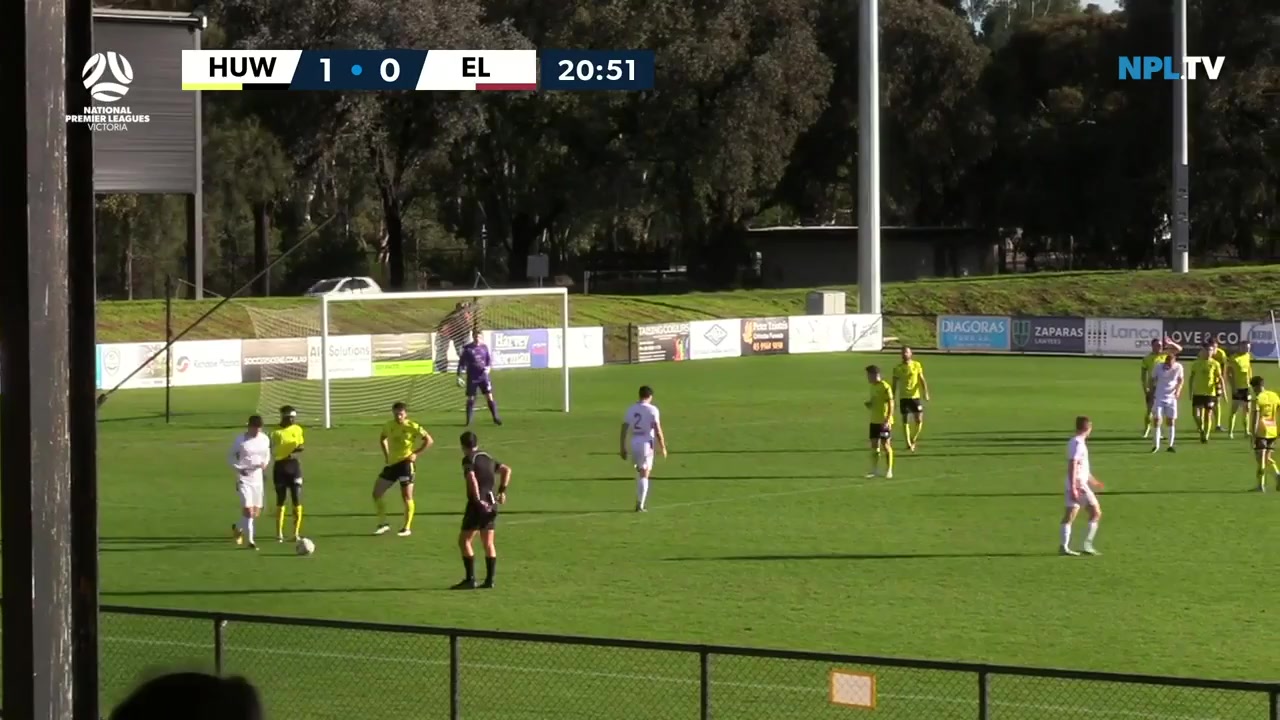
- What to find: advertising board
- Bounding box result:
[242,337,308,383]
[1010,317,1086,354]
[788,314,883,354]
[371,333,434,377]
[689,319,743,360]
[1084,318,1163,357]
[740,317,790,355]
[307,335,373,380]
[1163,319,1242,356]
[169,340,243,387]
[937,316,1010,352]
[548,327,606,369]
[637,323,690,363]
[488,329,551,370]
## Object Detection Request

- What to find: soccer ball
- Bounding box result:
[295,538,315,556]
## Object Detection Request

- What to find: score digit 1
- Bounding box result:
[320,57,331,82]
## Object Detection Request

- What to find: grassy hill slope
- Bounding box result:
[96,266,1280,359]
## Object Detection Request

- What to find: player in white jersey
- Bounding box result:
[1149,353,1184,453]
[1060,416,1104,556]
[618,385,667,512]
[229,415,271,550]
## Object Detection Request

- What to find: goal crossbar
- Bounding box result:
[319,287,570,427]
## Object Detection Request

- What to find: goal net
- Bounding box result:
[245,288,570,427]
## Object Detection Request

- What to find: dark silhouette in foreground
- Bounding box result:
[110,672,263,720]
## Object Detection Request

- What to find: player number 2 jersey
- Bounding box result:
[624,402,660,440]
[1151,362,1183,402]
[1065,436,1090,490]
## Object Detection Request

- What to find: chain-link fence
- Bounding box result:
[94,605,1279,720]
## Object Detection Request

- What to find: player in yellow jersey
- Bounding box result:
[1226,340,1253,439]
[374,402,434,537]
[891,347,930,452]
[269,405,306,543]
[1188,347,1225,442]
[1209,339,1230,431]
[1248,376,1280,492]
[1140,336,1182,438]
[864,365,895,478]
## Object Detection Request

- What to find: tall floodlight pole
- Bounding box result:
[857,0,882,313]
[1171,0,1190,273]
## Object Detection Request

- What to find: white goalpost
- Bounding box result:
[247,287,570,428]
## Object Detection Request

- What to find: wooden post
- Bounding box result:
[67,0,100,718]
[0,0,77,717]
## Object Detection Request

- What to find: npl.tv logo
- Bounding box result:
[1118,55,1225,80]
[66,51,151,132]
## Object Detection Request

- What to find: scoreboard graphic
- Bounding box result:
[181,49,655,92]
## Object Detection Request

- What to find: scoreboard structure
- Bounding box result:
[181,49,656,92]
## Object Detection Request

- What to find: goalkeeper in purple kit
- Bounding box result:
[458,326,502,426]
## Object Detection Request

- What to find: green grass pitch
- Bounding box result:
[88,353,1278,718]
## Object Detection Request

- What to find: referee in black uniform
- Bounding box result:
[452,431,511,589]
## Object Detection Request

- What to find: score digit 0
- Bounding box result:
[380,58,399,82]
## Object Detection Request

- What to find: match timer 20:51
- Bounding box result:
[539,50,655,91]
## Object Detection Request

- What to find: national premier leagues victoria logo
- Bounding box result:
[67,51,151,132]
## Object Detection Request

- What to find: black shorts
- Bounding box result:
[868,423,891,441]
[1191,395,1216,409]
[272,459,303,504]
[466,379,493,398]
[273,459,302,486]
[1255,437,1275,451]
[898,398,923,416]
[461,501,497,532]
[379,459,415,485]
[1233,388,1251,402]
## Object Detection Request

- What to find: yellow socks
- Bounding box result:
[913,421,924,443]
[404,499,416,530]
[885,446,895,472]
[869,449,880,472]
[293,505,304,538]
[276,507,286,537]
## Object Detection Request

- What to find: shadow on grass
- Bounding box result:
[306,509,585,518]
[936,436,1137,445]
[920,489,1251,498]
[540,474,850,482]
[665,551,1047,561]
[102,586,422,597]
[586,448,835,456]
[101,544,225,553]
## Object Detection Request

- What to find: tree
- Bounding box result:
[779,0,991,228]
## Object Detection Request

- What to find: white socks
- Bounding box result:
[1060,524,1071,547]
[1086,521,1099,545]
[1154,422,1175,448]
[240,516,256,544]
[636,475,650,508]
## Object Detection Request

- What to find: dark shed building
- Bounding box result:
[749,226,999,288]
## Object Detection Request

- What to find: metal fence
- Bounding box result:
[91,604,1278,720]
